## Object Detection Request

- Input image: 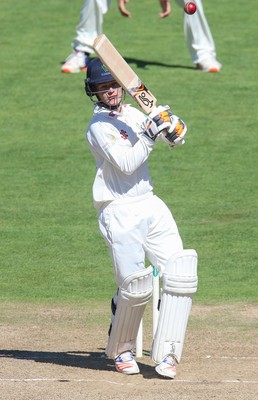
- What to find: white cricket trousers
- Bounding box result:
[72,0,217,64]
[72,0,111,54]
[175,0,217,64]
[98,193,183,287]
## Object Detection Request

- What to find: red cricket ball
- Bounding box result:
[184,2,197,15]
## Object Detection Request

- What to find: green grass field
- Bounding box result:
[1,0,257,304]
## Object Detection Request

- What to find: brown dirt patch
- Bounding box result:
[0,302,257,400]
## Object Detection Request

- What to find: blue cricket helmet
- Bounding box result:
[85,58,115,97]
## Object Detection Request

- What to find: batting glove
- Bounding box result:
[142,105,172,141]
[158,115,187,147]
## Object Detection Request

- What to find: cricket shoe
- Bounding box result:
[196,58,222,73]
[155,354,177,379]
[61,51,90,73]
[114,351,140,375]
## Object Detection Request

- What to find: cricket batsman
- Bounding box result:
[84,58,198,378]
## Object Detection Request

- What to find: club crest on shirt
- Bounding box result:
[120,129,128,140]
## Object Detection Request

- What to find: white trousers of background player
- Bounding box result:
[72,0,216,65]
[98,193,183,287]
[175,0,217,64]
[72,0,111,54]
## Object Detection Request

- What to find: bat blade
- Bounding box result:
[93,34,157,114]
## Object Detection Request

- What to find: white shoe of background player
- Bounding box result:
[61,51,89,73]
[155,354,177,379]
[114,351,140,375]
[196,58,222,73]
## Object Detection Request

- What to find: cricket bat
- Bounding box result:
[93,34,157,114]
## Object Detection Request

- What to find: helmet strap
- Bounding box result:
[97,101,121,111]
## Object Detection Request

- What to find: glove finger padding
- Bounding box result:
[159,115,187,147]
[142,105,172,141]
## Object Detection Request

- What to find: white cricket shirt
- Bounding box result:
[86,103,155,209]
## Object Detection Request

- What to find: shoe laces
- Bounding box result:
[116,351,134,363]
[163,354,176,366]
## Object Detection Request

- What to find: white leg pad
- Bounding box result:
[152,249,198,364]
[105,266,153,359]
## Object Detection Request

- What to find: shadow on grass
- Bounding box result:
[124,57,194,71]
[0,349,158,379]
[60,56,195,72]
